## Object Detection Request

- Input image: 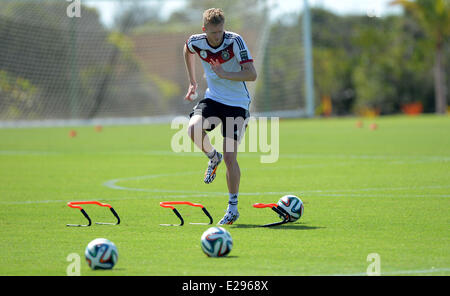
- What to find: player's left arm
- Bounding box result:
[210,59,257,82]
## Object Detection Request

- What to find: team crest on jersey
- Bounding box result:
[221,50,230,61]
[200,50,208,59]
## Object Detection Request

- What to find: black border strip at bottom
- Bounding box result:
[1,276,444,294]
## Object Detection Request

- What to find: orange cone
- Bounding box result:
[69,130,77,138]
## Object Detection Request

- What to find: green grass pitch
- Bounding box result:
[0,115,449,275]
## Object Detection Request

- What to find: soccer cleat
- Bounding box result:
[218,210,240,225]
[204,152,223,184]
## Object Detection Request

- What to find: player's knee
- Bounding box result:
[187,123,195,139]
[223,152,238,167]
[187,122,200,140]
[187,115,204,140]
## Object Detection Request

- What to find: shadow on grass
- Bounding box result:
[205,255,239,259]
[231,223,324,230]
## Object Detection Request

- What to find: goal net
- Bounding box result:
[0,0,309,125]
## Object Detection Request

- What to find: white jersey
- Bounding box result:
[186,31,253,110]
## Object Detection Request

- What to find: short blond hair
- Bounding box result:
[203,8,225,27]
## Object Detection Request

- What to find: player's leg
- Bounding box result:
[188,100,223,184]
[187,114,214,154]
[223,138,240,194]
[218,116,247,225]
[218,138,241,225]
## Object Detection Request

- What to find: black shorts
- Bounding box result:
[189,98,250,141]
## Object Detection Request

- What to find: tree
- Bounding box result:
[184,0,267,30]
[391,0,450,114]
[113,1,164,33]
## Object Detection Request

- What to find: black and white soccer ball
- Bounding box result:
[200,227,233,257]
[85,238,118,270]
[277,195,304,222]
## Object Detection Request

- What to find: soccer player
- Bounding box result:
[183,8,257,225]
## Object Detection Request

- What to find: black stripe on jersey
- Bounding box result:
[225,34,245,50]
[190,33,206,39]
[235,36,245,50]
[187,36,206,52]
[229,37,243,50]
[242,82,250,99]
[189,37,206,43]
[188,35,207,44]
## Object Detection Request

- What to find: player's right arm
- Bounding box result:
[183,43,197,101]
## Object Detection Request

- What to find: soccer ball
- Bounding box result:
[200,227,233,257]
[85,238,118,270]
[277,195,304,222]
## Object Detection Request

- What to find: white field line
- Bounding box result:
[102,169,450,197]
[1,152,448,205]
[2,183,449,206]
[0,150,61,155]
[0,194,211,205]
[119,150,450,162]
[2,149,450,162]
